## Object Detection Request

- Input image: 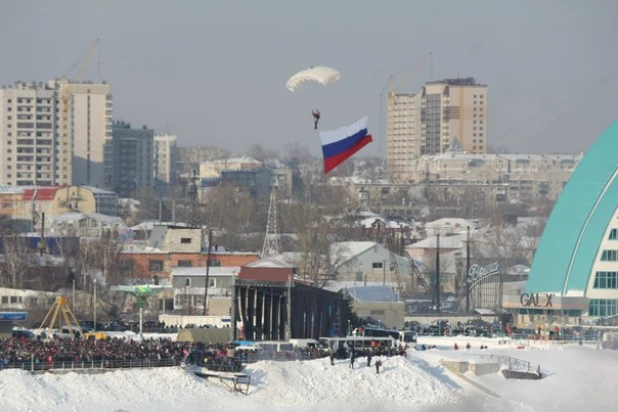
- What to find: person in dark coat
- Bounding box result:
[367,352,372,367]
[349,350,355,369]
[375,360,382,374]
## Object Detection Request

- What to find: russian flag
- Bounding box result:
[319,116,373,174]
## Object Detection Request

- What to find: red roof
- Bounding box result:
[22,187,59,201]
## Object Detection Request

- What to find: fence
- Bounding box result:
[476,354,537,373]
[0,358,183,372]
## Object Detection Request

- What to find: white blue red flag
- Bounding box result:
[319,116,373,174]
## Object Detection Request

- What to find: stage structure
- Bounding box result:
[231,266,349,342]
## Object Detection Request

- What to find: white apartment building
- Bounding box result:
[387,78,488,183]
[153,134,178,192]
[52,80,112,188]
[386,92,422,182]
[0,82,58,186]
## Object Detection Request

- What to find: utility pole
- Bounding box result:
[93,279,97,332]
[202,229,213,316]
[466,226,471,313]
[435,233,441,313]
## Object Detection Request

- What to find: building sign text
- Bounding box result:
[520,293,554,308]
[467,262,500,284]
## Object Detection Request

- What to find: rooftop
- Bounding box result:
[172,266,241,277]
[426,77,485,87]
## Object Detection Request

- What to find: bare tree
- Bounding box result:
[1,236,36,289]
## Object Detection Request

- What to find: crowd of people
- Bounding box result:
[0,335,196,367]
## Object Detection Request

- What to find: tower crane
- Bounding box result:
[378,52,433,160]
[58,39,101,183]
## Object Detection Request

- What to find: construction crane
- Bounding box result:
[386,233,432,299]
[385,234,406,299]
[378,52,433,158]
[58,39,101,180]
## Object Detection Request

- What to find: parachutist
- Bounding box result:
[312,109,320,130]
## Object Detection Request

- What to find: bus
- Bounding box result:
[355,326,417,346]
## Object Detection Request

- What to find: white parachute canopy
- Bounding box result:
[286,66,342,92]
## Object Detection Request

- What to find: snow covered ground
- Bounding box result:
[1,337,616,412]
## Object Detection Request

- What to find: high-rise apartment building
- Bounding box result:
[387,77,488,182]
[105,121,154,197]
[153,134,178,193]
[0,80,112,187]
[53,80,112,187]
[0,82,58,186]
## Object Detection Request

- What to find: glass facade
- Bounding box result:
[588,299,618,317]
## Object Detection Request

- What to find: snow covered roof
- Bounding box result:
[52,212,124,226]
[346,285,399,302]
[80,186,117,195]
[425,218,478,230]
[246,254,298,268]
[120,245,167,254]
[408,234,464,250]
[330,241,377,265]
[200,155,262,166]
[172,266,241,277]
[131,221,192,231]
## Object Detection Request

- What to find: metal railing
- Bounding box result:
[477,354,537,373]
[0,358,183,372]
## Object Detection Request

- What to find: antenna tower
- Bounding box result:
[262,188,280,257]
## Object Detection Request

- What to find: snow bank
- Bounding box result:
[2,343,618,412]
[0,356,461,412]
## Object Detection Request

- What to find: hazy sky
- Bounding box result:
[2,0,617,157]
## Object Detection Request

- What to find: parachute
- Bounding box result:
[286,66,342,92]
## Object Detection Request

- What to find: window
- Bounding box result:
[119,259,134,272]
[601,250,618,261]
[178,260,193,267]
[609,229,618,240]
[1,296,7,303]
[149,260,164,272]
[372,262,384,269]
[370,310,385,315]
[185,278,191,287]
[589,299,618,317]
[593,271,618,289]
[180,238,192,244]
[208,259,221,267]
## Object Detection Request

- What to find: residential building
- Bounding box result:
[119,225,259,280]
[0,82,58,186]
[345,152,581,212]
[171,266,239,311]
[386,92,423,182]
[219,168,272,199]
[118,249,259,281]
[147,225,203,253]
[53,80,112,187]
[105,121,154,197]
[22,186,60,232]
[50,185,118,216]
[198,156,262,178]
[387,77,488,182]
[153,134,178,193]
[0,185,31,232]
[48,212,125,237]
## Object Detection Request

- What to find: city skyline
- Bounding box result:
[1,1,617,157]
